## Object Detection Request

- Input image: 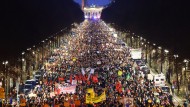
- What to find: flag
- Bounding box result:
[88,73,91,80]
[70,75,72,84]
[75,75,79,81]
[118,70,122,76]
[92,75,98,83]
[87,88,95,98]
[83,75,87,81]
[81,67,85,75]
[79,74,83,81]
[126,73,130,80]
[115,81,122,93]
[87,80,91,85]
[90,68,95,74]
[55,88,61,95]
[59,77,64,81]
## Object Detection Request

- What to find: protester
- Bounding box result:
[13,19,176,107]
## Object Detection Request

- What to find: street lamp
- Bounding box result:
[164,49,170,82]
[27,48,31,51]
[158,46,163,73]
[174,54,179,59]
[174,54,179,94]
[164,49,169,68]
[21,52,25,80]
[158,46,162,50]
[184,59,189,94]
[184,59,189,81]
[164,49,169,53]
[41,40,45,65]
[144,44,148,64]
[2,60,8,104]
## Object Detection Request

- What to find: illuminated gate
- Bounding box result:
[83,6,104,19]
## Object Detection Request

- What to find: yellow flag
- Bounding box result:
[87,88,94,93]
[118,70,122,76]
[72,57,77,62]
[86,89,106,104]
[87,88,95,98]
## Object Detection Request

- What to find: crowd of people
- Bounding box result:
[2,19,186,107]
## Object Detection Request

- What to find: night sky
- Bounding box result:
[0,0,190,64]
[74,0,111,6]
[101,0,190,60]
[0,0,84,63]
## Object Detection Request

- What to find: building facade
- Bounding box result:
[83,6,104,19]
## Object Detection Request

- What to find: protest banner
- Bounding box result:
[86,90,106,104]
[57,85,76,94]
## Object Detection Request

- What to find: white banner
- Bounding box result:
[130,48,142,59]
[72,80,77,85]
[88,73,91,80]
[58,85,76,94]
[81,67,85,75]
[90,68,95,74]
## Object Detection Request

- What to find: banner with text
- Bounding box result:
[58,84,76,94]
[86,91,106,104]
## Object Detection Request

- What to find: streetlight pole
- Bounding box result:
[164,49,169,82]
[130,36,133,48]
[184,59,189,82]
[158,46,162,73]
[21,52,25,81]
[184,59,189,94]
[149,44,152,67]
[41,40,45,65]
[174,54,179,94]
[145,44,148,64]
[2,61,8,104]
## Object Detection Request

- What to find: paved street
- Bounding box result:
[1,19,188,107]
[148,65,187,106]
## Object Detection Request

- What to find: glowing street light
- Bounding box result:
[2,60,8,103]
[27,48,31,51]
[164,49,169,54]
[22,52,25,55]
[174,54,179,59]
[2,61,8,65]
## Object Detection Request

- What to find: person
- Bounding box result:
[177,104,182,107]
[0,99,3,107]
[171,84,175,95]
[183,100,188,107]
[9,96,13,105]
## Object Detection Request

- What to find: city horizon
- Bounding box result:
[74,0,111,6]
